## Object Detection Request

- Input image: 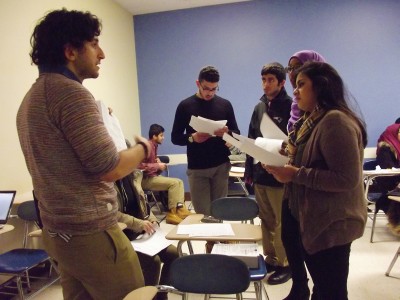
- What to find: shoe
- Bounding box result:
[176,203,194,219]
[264,261,278,274]
[283,280,310,300]
[166,209,183,225]
[267,266,292,285]
[156,291,168,300]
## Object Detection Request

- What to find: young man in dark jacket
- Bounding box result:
[245,62,292,285]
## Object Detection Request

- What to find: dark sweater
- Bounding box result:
[171,94,240,169]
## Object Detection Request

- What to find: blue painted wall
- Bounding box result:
[134,0,400,188]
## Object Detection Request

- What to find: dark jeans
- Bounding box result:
[281,198,308,285]
[306,243,351,300]
[282,198,351,300]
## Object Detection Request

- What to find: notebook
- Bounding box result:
[0,191,16,228]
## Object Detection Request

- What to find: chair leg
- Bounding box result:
[385,246,400,276]
[25,270,32,292]
[370,212,378,243]
[16,275,25,300]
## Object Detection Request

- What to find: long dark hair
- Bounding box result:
[296,62,368,147]
[30,8,102,66]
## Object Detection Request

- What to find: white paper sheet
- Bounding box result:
[131,227,172,257]
[240,139,288,166]
[189,116,227,135]
[211,243,259,257]
[222,114,288,166]
[260,113,288,140]
[255,137,283,154]
[230,166,245,173]
[176,223,234,237]
[97,101,127,152]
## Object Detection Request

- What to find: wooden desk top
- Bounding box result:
[363,169,400,176]
[0,224,14,235]
[388,196,400,203]
[166,214,262,242]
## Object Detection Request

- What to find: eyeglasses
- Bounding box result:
[285,65,302,73]
[199,83,219,92]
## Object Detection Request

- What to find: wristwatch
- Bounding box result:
[188,134,194,143]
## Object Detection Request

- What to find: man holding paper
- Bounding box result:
[171,65,239,215]
[244,62,292,285]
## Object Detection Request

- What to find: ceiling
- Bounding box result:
[113,0,253,16]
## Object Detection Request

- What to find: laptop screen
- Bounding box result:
[0,191,16,224]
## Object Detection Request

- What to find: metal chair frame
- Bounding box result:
[210,197,269,300]
[0,200,59,299]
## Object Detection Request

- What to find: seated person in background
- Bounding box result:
[115,169,179,300]
[375,121,400,235]
[139,124,192,224]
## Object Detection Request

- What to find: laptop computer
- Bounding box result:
[0,190,16,229]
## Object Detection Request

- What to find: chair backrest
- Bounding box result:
[17,200,39,222]
[363,159,378,171]
[170,254,250,294]
[211,197,259,222]
[17,200,40,248]
[158,155,170,164]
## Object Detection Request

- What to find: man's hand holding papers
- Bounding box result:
[189,116,228,142]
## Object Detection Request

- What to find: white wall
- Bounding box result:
[0,0,140,200]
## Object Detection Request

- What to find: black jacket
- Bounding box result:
[245,88,292,187]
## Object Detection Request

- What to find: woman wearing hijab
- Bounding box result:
[266,62,367,299]
[280,50,326,300]
[287,50,326,133]
[375,123,400,235]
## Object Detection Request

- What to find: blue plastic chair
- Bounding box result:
[0,200,58,299]
[211,197,269,300]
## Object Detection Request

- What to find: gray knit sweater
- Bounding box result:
[17,72,120,235]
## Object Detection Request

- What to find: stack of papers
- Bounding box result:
[189,116,226,135]
[97,100,127,152]
[131,227,172,256]
[223,113,288,166]
[211,243,259,268]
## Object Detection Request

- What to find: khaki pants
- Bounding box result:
[42,224,144,300]
[254,184,288,267]
[141,175,184,209]
[187,162,230,215]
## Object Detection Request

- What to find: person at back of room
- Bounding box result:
[375,121,400,236]
[139,124,192,224]
[16,8,150,300]
[244,62,292,285]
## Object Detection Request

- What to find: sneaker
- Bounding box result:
[176,203,194,219]
[166,209,183,225]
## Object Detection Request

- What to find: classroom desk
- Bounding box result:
[363,169,400,203]
[388,195,400,203]
[0,225,14,235]
[229,163,249,196]
[165,214,262,256]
